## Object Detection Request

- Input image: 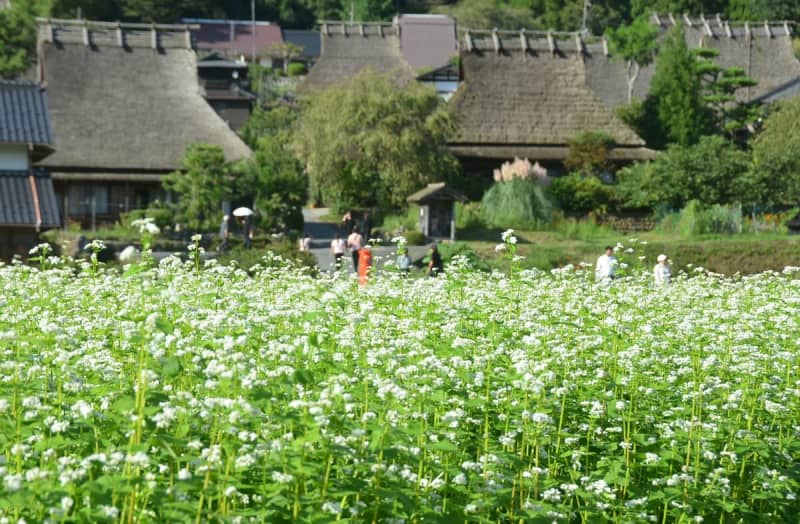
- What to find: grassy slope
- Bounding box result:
[460,228,800,275]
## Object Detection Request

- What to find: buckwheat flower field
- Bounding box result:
[0,251,798,523]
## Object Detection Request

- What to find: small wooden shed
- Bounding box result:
[407,182,467,241]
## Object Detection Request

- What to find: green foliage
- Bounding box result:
[646,25,711,148]
[437,241,488,270]
[119,206,174,231]
[749,97,800,206]
[380,206,419,235]
[163,144,233,232]
[286,62,307,76]
[0,0,37,78]
[217,241,317,271]
[455,201,484,230]
[239,105,297,150]
[615,135,751,211]
[564,131,616,176]
[402,230,426,245]
[292,69,459,213]
[606,15,659,103]
[239,135,307,233]
[433,0,540,31]
[481,177,553,229]
[658,200,743,236]
[550,173,613,213]
[552,215,617,240]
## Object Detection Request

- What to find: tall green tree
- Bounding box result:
[0,0,37,78]
[238,106,307,232]
[163,144,233,231]
[606,15,659,103]
[749,97,800,206]
[292,69,459,213]
[645,24,711,148]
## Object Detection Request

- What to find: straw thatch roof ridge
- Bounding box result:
[462,28,607,56]
[36,40,251,172]
[36,17,196,49]
[650,13,794,38]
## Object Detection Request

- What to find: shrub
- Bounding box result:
[403,230,426,246]
[119,207,174,231]
[455,202,484,229]
[658,200,744,237]
[565,131,615,176]
[437,241,489,271]
[481,178,553,229]
[550,173,613,213]
[381,206,420,235]
[217,241,317,272]
[287,62,307,76]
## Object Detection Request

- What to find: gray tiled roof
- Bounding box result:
[282,30,320,58]
[0,170,60,228]
[0,81,54,148]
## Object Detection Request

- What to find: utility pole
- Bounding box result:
[251,0,256,63]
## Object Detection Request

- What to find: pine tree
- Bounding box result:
[646,24,711,148]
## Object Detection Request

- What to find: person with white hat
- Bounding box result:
[654,254,671,285]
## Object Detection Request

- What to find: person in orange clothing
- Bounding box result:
[358,245,373,286]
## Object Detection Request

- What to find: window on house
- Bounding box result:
[67,185,109,216]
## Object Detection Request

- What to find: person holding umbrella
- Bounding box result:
[233,207,255,249]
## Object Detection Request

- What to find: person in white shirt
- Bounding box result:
[330,234,346,270]
[595,246,617,281]
[299,233,311,252]
[346,228,363,273]
[654,254,671,285]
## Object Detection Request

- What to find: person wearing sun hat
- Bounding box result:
[654,254,671,285]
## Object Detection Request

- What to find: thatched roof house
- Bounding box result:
[33,18,251,224]
[449,30,654,175]
[299,22,416,92]
[588,15,800,108]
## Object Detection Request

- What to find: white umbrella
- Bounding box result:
[232,207,255,217]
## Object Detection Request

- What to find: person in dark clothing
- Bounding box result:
[361,211,372,241]
[238,215,253,249]
[426,244,444,277]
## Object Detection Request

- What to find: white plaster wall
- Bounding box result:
[0,144,29,170]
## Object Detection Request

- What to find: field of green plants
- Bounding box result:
[0,240,798,523]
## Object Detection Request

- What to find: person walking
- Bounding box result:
[361,211,372,241]
[654,254,671,285]
[330,234,346,270]
[595,246,617,281]
[347,228,363,273]
[341,211,353,236]
[299,233,311,252]
[239,215,253,249]
[218,214,231,253]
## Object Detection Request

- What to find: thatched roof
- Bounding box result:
[407,182,467,204]
[34,19,251,174]
[450,30,647,160]
[300,22,415,92]
[586,15,800,107]
[656,15,800,103]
